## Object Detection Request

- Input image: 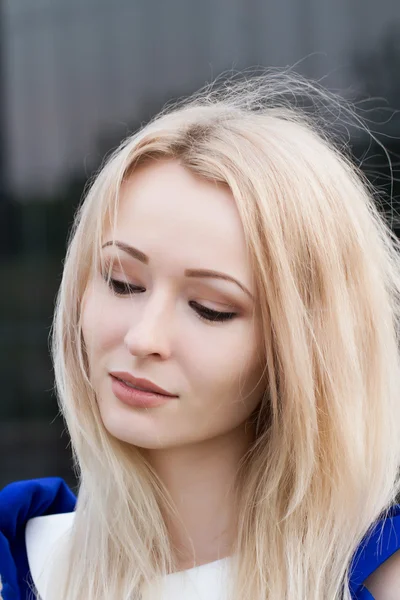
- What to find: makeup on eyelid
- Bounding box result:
[100,271,239,324]
[100,241,254,302]
[99,256,248,311]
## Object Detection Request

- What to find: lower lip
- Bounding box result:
[110,375,175,408]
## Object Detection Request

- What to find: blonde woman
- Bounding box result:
[1,71,400,600]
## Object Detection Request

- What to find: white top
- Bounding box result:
[25,512,231,600]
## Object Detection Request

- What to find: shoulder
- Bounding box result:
[0,477,76,600]
[363,548,400,600]
[349,503,400,600]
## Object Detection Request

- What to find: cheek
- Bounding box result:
[186,321,264,407]
[81,286,124,361]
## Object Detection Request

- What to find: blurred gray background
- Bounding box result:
[1,0,400,490]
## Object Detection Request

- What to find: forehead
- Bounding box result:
[104,159,253,282]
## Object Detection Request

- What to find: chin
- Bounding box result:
[97,402,171,449]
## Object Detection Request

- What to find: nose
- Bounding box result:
[123,293,173,359]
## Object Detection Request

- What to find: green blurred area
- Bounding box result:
[0,178,84,423]
[0,258,60,420]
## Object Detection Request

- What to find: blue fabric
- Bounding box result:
[0,478,77,600]
[348,502,400,599]
[0,478,399,599]
[353,590,374,600]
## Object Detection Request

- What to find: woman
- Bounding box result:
[1,70,400,600]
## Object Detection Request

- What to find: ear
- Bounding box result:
[363,548,400,600]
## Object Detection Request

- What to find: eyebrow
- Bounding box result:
[101,240,254,300]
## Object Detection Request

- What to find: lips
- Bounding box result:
[109,371,177,397]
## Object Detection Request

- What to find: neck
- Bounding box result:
[142,423,254,570]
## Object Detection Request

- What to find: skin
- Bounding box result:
[81,158,266,568]
[364,548,400,599]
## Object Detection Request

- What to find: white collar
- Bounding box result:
[26,512,230,600]
[25,511,75,600]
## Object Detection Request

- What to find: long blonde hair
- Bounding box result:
[50,69,400,599]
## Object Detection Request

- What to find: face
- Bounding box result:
[81,159,266,450]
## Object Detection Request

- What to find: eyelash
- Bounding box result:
[103,276,237,324]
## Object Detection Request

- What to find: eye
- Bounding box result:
[189,301,237,323]
[103,274,237,324]
[104,276,144,295]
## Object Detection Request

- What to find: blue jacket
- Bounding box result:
[0,477,399,599]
